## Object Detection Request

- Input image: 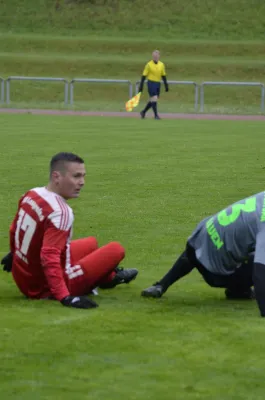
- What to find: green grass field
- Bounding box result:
[1,114,265,399]
[1,1,265,398]
[0,0,265,114]
[1,0,265,40]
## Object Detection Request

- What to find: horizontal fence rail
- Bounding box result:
[200,81,265,112]
[1,76,265,114]
[69,78,133,105]
[0,77,4,103]
[135,80,199,111]
[6,76,69,105]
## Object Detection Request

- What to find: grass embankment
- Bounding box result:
[0,1,264,113]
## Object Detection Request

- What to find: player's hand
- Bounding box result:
[165,86,169,92]
[1,252,13,272]
[61,295,98,309]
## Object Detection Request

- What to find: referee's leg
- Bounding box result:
[151,95,159,119]
[140,82,152,118]
[151,83,160,119]
[140,81,160,119]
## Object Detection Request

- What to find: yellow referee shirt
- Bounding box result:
[142,60,166,82]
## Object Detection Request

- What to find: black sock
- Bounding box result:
[151,102,158,116]
[143,101,152,113]
[158,251,194,292]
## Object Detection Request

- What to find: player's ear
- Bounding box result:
[51,170,61,183]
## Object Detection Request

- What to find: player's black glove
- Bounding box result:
[61,295,98,309]
[1,252,13,272]
[165,85,169,92]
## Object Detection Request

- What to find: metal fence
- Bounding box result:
[135,80,199,111]
[69,78,133,105]
[1,75,265,113]
[0,77,4,103]
[200,81,265,112]
[6,76,69,105]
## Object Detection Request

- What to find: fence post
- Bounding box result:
[261,84,265,112]
[64,81,69,105]
[70,81,74,106]
[129,82,133,99]
[194,83,199,111]
[200,84,204,112]
[0,78,4,103]
[135,82,139,94]
[6,78,10,104]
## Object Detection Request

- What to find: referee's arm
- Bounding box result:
[139,63,149,92]
[161,63,169,92]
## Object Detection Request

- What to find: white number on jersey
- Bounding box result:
[15,209,37,255]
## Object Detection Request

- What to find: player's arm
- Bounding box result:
[41,213,97,309]
[41,219,71,301]
[253,229,265,316]
[139,63,149,92]
[9,215,17,256]
[2,196,24,272]
[161,63,169,92]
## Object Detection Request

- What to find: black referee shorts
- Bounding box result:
[147,80,161,97]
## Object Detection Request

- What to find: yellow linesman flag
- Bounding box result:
[125,92,141,112]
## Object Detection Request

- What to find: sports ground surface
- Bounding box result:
[1,1,265,399]
[1,112,265,400]
[1,108,265,121]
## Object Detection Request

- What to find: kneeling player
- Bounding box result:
[142,191,265,317]
[1,152,138,309]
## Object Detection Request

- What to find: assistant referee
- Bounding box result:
[139,50,168,120]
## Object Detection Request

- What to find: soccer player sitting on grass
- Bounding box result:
[1,152,138,309]
[139,50,169,120]
[142,191,265,317]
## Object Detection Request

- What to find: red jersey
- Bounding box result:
[10,187,74,301]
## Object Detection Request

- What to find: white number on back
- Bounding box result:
[15,209,37,255]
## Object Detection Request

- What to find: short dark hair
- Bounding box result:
[50,152,84,176]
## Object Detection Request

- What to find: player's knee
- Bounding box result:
[86,236,98,250]
[107,241,125,260]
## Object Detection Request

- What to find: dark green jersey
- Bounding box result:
[188,191,265,275]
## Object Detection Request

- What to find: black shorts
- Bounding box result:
[186,244,253,290]
[147,80,161,97]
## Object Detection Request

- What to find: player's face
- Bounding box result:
[153,51,160,62]
[58,162,86,199]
